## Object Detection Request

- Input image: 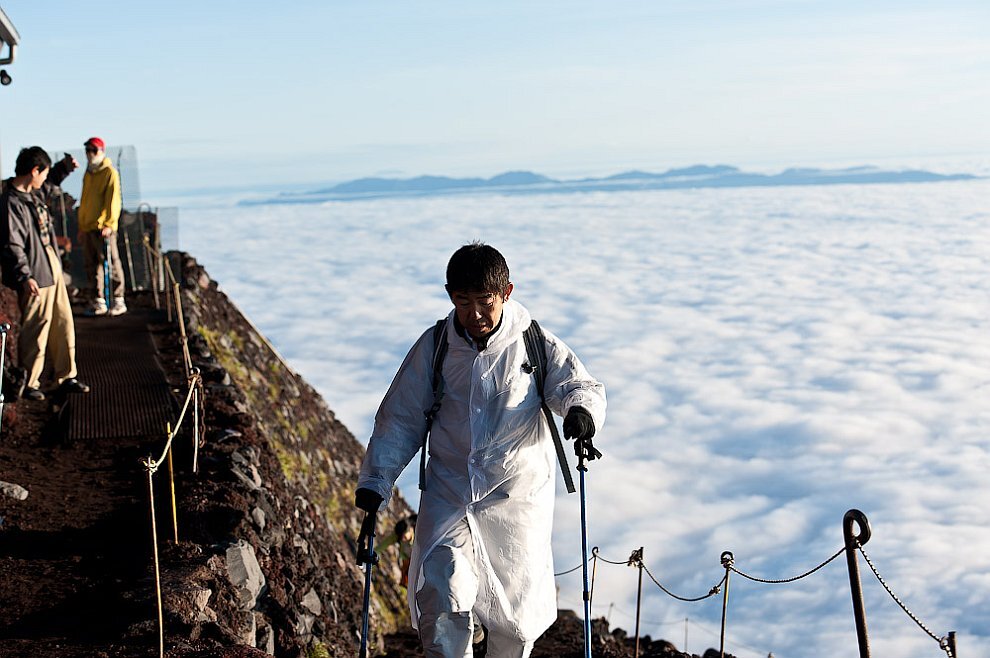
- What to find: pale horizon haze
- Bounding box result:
[1,1,989,202]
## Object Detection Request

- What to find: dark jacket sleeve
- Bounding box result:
[47,159,71,188]
[0,192,36,287]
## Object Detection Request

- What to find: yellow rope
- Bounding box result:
[146,378,198,473]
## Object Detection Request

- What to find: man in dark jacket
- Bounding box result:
[0,146,89,401]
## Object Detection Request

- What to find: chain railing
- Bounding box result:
[553,509,958,658]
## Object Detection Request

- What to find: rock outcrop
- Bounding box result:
[159,252,413,658]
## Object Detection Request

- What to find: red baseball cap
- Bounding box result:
[84,137,105,151]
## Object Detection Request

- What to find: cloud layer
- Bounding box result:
[183,179,990,657]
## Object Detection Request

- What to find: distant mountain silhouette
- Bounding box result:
[242,164,979,205]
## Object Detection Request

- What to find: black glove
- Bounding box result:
[355,488,383,513]
[564,407,602,462]
[563,407,596,441]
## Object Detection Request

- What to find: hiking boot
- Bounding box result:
[23,387,45,401]
[59,378,91,394]
[109,297,127,316]
[85,299,108,317]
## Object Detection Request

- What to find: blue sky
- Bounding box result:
[1,1,988,201]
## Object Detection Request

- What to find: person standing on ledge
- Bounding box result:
[78,136,125,317]
[355,242,606,658]
[0,147,90,401]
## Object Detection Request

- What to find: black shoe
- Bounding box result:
[59,378,90,394]
[23,387,45,401]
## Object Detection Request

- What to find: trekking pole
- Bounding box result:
[56,187,69,243]
[0,323,9,435]
[104,236,113,311]
[123,228,136,292]
[577,445,593,658]
[357,511,379,658]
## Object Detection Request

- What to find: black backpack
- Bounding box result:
[419,319,576,494]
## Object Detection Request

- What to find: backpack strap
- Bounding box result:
[420,319,448,490]
[523,320,576,494]
[419,317,577,495]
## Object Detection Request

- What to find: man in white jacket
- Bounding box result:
[356,242,606,658]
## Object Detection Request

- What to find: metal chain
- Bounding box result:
[642,563,725,602]
[856,542,954,657]
[554,562,585,577]
[730,546,846,584]
[595,552,635,566]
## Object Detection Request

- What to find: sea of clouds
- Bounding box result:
[180,178,989,658]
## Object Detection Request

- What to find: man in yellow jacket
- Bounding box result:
[79,137,126,316]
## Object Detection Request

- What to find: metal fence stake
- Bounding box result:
[844,509,873,658]
[167,425,178,544]
[145,457,164,658]
[719,551,734,658]
[631,547,644,656]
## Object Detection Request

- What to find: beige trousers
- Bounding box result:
[19,246,78,389]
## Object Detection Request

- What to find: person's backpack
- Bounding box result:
[419,319,576,494]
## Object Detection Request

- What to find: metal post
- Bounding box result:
[57,190,69,242]
[123,228,136,292]
[948,631,956,658]
[0,324,9,435]
[167,424,178,543]
[192,372,200,474]
[155,223,164,293]
[843,509,873,658]
[720,551,734,658]
[164,267,173,323]
[146,458,164,658]
[589,547,598,606]
[145,239,160,310]
[173,282,191,378]
[633,547,644,657]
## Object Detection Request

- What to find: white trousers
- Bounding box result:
[416,517,535,658]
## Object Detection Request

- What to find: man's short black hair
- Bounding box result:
[446,242,510,293]
[14,147,51,177]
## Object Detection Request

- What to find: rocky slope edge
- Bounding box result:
[158,253,413,658]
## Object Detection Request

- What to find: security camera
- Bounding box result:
[0,70,10,86]
[1,7,21,67]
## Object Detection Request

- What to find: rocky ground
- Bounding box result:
[0,257,730,658]
[0,292,168,658]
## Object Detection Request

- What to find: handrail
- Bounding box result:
[553,510,958,657]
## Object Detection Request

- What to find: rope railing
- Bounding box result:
[141,369,203,658]
[553,514,958,658]
[133,246,207,658]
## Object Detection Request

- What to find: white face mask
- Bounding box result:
[86,150,105,167]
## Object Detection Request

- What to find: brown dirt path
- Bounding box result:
[0,296,169,658]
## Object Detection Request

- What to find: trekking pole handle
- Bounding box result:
[357,512,379,566]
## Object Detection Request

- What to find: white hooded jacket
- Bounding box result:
[357,299,606,641]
